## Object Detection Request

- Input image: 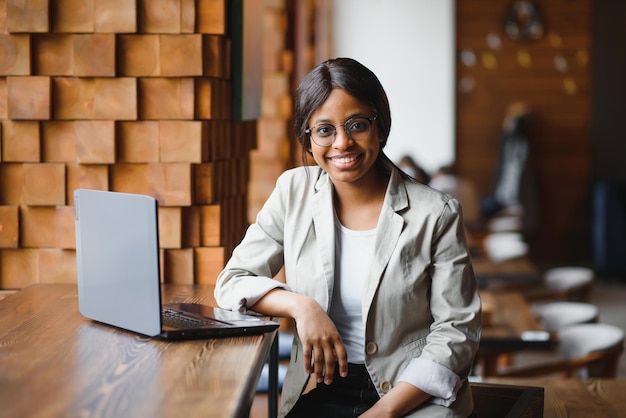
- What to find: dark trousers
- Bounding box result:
[285,363,379,418]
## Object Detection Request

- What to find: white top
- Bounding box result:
[329,213,460,405]
[329,214,376,364]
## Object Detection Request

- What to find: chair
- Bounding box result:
[496,323,625,378]
[532,301,599,333]
[483,232,529,263]
[543,267,595,300]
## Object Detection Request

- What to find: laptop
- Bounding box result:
[74,189,279,340]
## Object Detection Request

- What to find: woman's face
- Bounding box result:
[307,89,381,188]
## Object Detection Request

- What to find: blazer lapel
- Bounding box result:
[363,170,408,319]
[311,171,336,310]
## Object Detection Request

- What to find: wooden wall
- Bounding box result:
[455,0,593,263]
[0,0,257,289]
[248,0,293,223]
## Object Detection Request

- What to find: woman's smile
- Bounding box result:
[327,152,362,167]
[308,89,380,188]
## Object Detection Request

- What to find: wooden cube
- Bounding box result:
[181,205,201,247]
[52,0,95,33]
[180,0,196,33]
[196,0,226,35]
[66,164,109,203]
[0,34,31,75]
[94,78,137,120]
[0,120,41,162]
[0,205,19,248]
[54,77,137,120]
[196,78,231,120]
[118,35,160,77]
[148,163,192,206]
[0,163,25,205]
[38,249,77,284]
[6,0,50,33]
[139,78,194,120]
[158,120,206,163]
[73,34,116,77]
[23,163,66,206]
[162,248,194,284]
[95,0,137,33]
[41,121,77,162]
[194,78,214,120]
[110,163,150,195]
[32,35,74,76]
[203,35,227,78]
[193,163,215,204]
[200,204,221,246]
[56,205,76,249]
[75,120,116,164]
[53,77,90,119]
[194,246,224,285]
[20,206,57,248]
[0,249,39,289]
[158,206,182,249]
[138,0,181,33]
[7,76,51,120]
[159,34,203,77]
[0,78,7,119]
[256,118,289,159]
[117,121,160,162]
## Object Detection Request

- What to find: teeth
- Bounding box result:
[333,156,357,163]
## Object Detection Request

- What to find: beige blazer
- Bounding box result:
[215,166,482,418]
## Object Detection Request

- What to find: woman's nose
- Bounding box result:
[332,127,353,149]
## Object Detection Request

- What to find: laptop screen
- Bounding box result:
[75,189,163,336]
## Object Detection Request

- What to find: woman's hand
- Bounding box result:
[292,298,348,384]
[250,289,348,384]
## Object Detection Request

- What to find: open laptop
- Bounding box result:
[74,189,279,340]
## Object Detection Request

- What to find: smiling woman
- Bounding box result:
[215,58,481,418]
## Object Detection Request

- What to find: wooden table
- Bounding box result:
[480,378,626,417]
[478,289,553,376]
[472,254,541,289]
[0,283,277,418]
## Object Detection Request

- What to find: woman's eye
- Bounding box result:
[349,119,367,132]
[316,125,334,137]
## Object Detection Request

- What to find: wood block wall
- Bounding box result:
[0,0,257,288]
[248,0,293,222]
[455,0,593,263]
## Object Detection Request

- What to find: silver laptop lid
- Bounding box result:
[74,189,162,336]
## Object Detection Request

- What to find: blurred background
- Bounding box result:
[1,0,625,290]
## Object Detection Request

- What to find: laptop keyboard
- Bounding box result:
[161,308,219,329]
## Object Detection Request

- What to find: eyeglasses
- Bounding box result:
[305,116,377,147]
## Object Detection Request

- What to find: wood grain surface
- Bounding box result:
[482,378,626,417]
[0,284,276,418]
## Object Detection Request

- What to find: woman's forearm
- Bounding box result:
[250,288,316,320]
[360,382,431,418]
[251,288,349,384]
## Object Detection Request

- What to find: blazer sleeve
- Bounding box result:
[422,197,482,375]
[214,174,290,312]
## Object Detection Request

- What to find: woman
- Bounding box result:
[215,58,481,418]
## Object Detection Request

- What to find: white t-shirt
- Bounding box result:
[329,213,461,406]
[329,213,376,364]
